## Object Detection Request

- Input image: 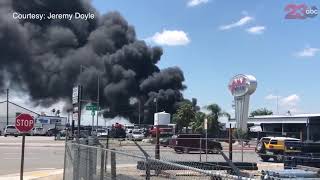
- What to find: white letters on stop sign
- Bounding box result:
[16,119,34,127]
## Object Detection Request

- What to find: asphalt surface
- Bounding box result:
[0,136,281,176]
[104,140,259,162]
[0,136,65,175]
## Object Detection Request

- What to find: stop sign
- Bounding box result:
[15,113,35,133]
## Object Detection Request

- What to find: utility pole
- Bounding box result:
[154,98,160,160]
[276,95,279,115]
[96,75,100,131]
[6,89,9,126]
[77,86,82,142]
[138,99,141,126]
[154,98,158,113]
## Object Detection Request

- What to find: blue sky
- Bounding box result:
[92,0,320,115]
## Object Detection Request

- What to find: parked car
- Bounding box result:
[159,134,173,147]
[4,125,19,137]
[256,137,302,162]
[149,126,173,137]
[46,128,60,136]
[127,130,144,141]
[32,127,46,136]
[170,134,222,154]
[73,129,90,138]
[97,129,108,138]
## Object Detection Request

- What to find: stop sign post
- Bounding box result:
[15,113,34,180]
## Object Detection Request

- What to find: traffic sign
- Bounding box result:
[15,113,35,179]
[86,105,100,111]
[73,113,78,121]
[15,113,34,133]
[72,86,79,104]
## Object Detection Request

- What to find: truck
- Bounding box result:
[109,123,126,138]
[170,134,222,154]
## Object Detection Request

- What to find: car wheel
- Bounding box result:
[4,134,7,137]
[275,154,284,163]
[261,156,269,162]
[15,135,18,137]
[211,147,220,154]
[174,149,183,154]
[256,142,266,153]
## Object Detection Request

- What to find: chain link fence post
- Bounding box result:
[73,143,79,180]
[99,148,105,180]
[111,149,116,180]
[145,156,150,180]
[199,137,202,162]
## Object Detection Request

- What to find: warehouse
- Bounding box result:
[228,114,320,142]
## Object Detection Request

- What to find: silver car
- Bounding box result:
[4,125,19,137]
[127,130,144,141]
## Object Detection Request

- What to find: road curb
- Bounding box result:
[0,169,63,180]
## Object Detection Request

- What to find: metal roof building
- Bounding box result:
[229,114,320,142]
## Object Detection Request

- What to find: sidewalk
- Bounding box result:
[0,169,63,180]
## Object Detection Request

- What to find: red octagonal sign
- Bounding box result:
[15,113,35,133]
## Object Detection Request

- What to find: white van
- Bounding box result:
[32,127,46,136]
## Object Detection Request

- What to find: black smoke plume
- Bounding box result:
[0,0,186,124]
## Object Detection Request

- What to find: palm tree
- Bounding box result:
[205,104,229,136]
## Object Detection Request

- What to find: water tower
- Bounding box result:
[228,74,257,132]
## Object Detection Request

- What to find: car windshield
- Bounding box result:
[261,138,270,143]
[7,126,15,129]
[97,130,105,133]
[133,131,141,134]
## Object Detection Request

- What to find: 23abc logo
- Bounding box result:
[285,4,318,19]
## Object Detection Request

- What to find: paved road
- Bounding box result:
[0,137,282,176]
[0,136,65,175]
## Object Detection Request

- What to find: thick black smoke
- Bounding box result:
[0,0,186,124]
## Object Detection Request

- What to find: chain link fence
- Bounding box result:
[98,137,259,163]
[63,140,255,180]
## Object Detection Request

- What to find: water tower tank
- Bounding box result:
[154,112,170,125]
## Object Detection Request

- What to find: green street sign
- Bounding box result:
[86,105,97,111]
[86,105,100,111]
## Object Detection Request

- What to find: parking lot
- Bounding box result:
[0,136,282,176]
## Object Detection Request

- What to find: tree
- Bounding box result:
[250,108,273,117]
[190,111,206,133]
[205,104,227,136]
[172,102,195,132]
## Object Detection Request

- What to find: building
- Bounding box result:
[35,115,67,132]
[228,114,320,142]
[0,102,40,131]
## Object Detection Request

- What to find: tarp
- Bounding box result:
[249,125,262,132]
